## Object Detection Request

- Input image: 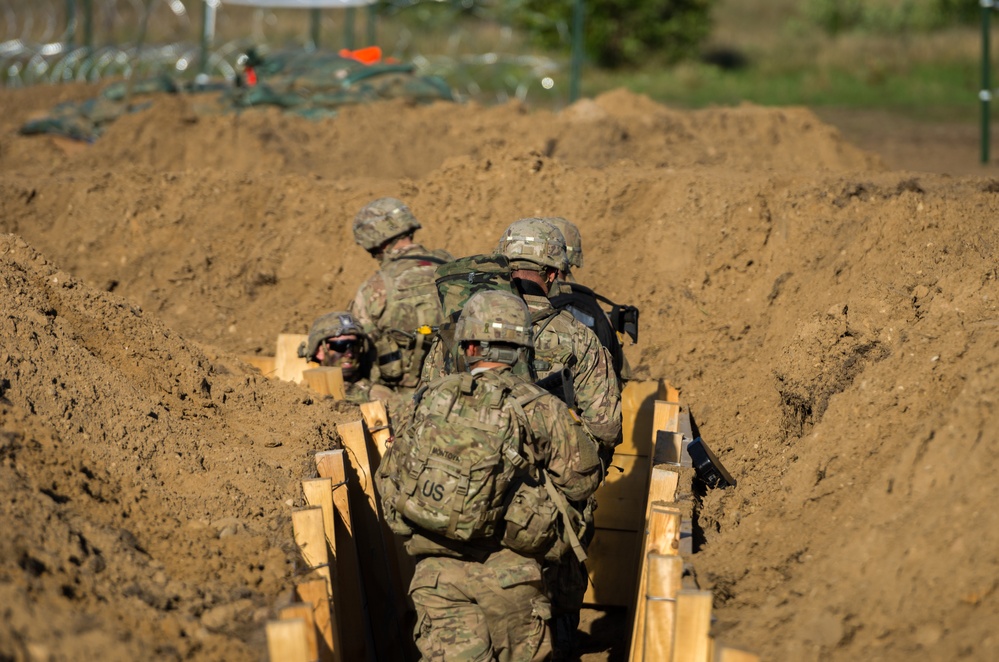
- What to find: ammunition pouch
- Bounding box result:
[502,479,559,557]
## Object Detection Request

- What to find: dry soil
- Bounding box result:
[1,83,998,662]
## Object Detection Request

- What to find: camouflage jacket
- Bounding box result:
[376,365,602,560]
[349,242,453,389]
[522,294,622,449]
[343,378,406,414]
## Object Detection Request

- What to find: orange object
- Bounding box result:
[339,46,383,65]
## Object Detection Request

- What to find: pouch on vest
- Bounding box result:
[374,334,404,382]
[502,478,559,556]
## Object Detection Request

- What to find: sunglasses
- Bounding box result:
[324,339,357,353]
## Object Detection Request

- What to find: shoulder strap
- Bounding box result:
[393,254,450,266]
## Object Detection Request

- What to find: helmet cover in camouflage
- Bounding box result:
[495,217,568,272]
[455,290,533,349]
[299,310,366,360]
[352,197,422,250]
[544,216,583,270]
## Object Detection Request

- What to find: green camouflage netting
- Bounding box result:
[19,49,454,142]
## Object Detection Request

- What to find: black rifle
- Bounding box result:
[535,366,575,409]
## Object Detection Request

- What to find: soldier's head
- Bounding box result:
[298,311,369,381]
[495,217,568,295]
[455,290,533,369]
[543,216,582,278]
[352,197,421,256]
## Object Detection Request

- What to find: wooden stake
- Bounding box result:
[643,554,684,662]
[359,400,393,465]
[714,645,760,662]
[674,590,713,662]
[279,603,320,662]
[292,507,333,596]
[328,425,409,661]
[266,618,311,662]
[241,354,276,376]
[629,505,682,662]
[313,450,368,662]
[303,366,346,399]
[302,477,337,562]
[275,333,311,383]
[297,580,338,662]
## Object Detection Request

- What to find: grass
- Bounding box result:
[578,0,989,121]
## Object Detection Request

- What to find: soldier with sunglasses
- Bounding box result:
[298,310,399,409]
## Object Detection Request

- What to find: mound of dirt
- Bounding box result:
[1,84,997,661]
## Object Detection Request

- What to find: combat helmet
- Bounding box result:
[544,216,583,270]
[455,290,533,365]
[352,197,422,251]
[298,310,366,361]
[495,217,568,273]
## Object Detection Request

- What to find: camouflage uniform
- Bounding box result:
[298,309,403,413]
[349,198,453,397]
[494,218,622,660]
[377,291,601,662]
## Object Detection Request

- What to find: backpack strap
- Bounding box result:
[542,471,588,563]
[393,254,450,266]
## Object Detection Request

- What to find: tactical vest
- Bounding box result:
[373,249,451,388]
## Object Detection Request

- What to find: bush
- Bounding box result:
[807,0,981,35]
[502,0,715,69]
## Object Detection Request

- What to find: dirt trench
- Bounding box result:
[1,84,998,661]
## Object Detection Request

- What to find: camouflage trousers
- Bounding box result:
[409,549,552,662]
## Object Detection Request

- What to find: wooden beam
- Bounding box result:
[359,400,393,466]
[714,645,760,662]
[279,603,320,662]
[592,453,650,530]
[642,554,684,662]
[314,450,369,662]
[617,379,667,456]
[583,528,641,606]
[266,618,311,662]
[629,505,682,662]
[303,366,346,399]
[674,590,713,662]
[241,354,276,376]
[292,507,333,597]
[296,580,338,662]
[302,478,337,561]
[275,333,311,383]
[333,421,409,661]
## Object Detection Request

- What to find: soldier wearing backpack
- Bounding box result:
[545,216,638,385]
[377,290,602,662]
[349,197,453,402]
[297,310,403,410]
[495,217,623,660]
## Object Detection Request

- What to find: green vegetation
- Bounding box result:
[578,0,988,119]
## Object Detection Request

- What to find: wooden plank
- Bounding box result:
[266,619,311,662]
[279,603,320,662]
[302,478,337,561]
[359,400,393,465]
[617,380,666,456]
[241,354,276,376]
[292,507,333,596]
[629,505,682,662]
[674,590,713,662]
[593,454,650,531]
[334,421,409,662]
[714,645,760,662]
[314,450,369,662]
[303,367,346,399]
[296,580,338,662]
[643,554,684,662]
[275,333,311,383]
[583,528,642,606]
[654,430,684,466]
